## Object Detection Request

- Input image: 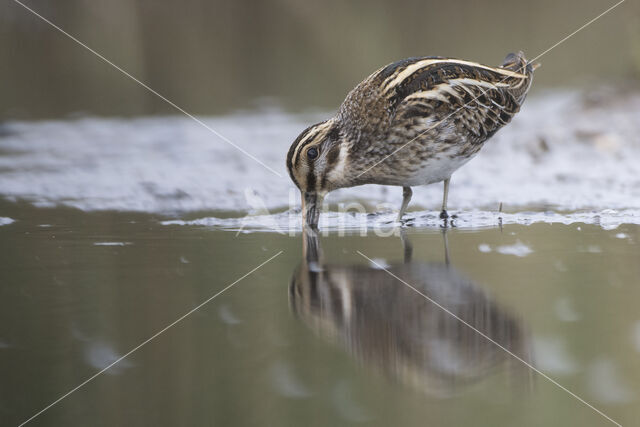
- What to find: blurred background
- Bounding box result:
[1,0,639,119]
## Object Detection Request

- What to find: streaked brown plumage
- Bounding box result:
[287,52,536,228]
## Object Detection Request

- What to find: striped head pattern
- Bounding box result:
[286,119,351,194]
[286,118,350,228]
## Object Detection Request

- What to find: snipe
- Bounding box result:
[287,52,535,229]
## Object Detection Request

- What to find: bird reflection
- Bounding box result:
[290,231,531,397]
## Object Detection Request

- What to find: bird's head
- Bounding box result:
[286,119,350,229]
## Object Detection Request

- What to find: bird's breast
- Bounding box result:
[403,150,476,185]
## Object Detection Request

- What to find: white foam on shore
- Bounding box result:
[161,208,640,233]
[1,90,639,228]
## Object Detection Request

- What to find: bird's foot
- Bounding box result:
[439,210,449,219]
[397,215,413,227]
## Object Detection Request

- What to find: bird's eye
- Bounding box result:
[307,147,319,160]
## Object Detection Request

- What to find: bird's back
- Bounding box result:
[338,52,535,185]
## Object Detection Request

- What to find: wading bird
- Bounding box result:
[286,52,535,229]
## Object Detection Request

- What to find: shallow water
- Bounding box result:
[1,86,640,427]
[1,202,639,426]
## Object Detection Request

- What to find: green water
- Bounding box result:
[1,203,638,426]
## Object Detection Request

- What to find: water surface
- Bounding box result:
[1,203,638,426]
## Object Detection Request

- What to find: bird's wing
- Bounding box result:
[385,57,533,146]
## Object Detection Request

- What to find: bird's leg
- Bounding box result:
[397,186,412,222]
[441,228,450,266]
[439,178,450,219]
[400,229,413,263]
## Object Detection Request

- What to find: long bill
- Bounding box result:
[301,191,323,231]
[301,225,322,265]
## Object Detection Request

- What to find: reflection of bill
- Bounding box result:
[290,231,532,397]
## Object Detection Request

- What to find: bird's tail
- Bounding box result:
[501,51,538,75]
[501,51,537,102]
